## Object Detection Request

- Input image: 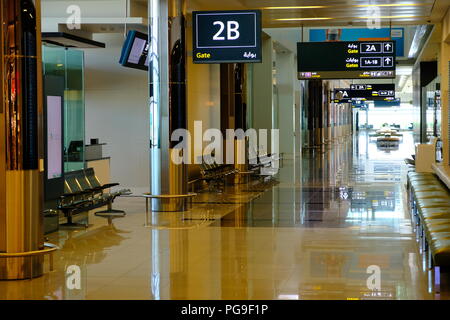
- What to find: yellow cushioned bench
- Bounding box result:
[407,171,450,268]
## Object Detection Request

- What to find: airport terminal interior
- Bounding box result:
[2,0,450,300]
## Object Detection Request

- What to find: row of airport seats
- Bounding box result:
[198,151,281,193]
[59,168,131,227]
[248,151,281,181]
[199,154,239,192]
[407,171,450,280]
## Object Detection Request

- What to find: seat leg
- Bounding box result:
[419,225,425,254]
[95,199,126,226]
[97,208,126,214]
[415,220,421,243]
[428,248,433,270]
[422,232,428,255]
[60,212,88,229]
[95,201,126,215]
[435,266,441,294]
[145,198,149,226]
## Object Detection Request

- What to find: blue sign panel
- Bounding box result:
[374,98,401,107]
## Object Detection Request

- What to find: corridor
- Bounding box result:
[0,131,436,300]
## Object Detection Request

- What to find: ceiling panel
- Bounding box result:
[190,0,444,27]
[41,0,449,30]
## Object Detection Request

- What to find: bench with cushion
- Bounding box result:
[407,171,450,286]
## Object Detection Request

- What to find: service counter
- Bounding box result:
[85,143,110,185]
[86,157,110,185]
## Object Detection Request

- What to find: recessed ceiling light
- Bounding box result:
[354,3,426,7]
[275,15,422,22]
[275,17,334,21]
[357,15,421,19]
[263,3,426,10]
[263,6,328,10]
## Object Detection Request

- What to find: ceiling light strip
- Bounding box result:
[275,15,425,21]
[275,17,334,21]
[263,3,427,10]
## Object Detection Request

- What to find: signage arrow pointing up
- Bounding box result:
[385,43,392,50]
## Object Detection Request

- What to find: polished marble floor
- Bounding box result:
[0,131,445,299]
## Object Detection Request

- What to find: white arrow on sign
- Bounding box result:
[384,57,392,64]
[385,43,392,50]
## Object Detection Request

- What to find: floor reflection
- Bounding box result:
[0,131,438,300]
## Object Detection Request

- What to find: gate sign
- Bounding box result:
[193,10,262,63]
[350,83,395,98]
[333,83,395,103]
[297,41,396,79]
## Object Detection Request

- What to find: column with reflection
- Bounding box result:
[0,0,44,280]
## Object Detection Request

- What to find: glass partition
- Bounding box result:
[423,76,441,142]
[42,45,85,172]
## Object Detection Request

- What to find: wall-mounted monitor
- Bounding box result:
[119,30,150,71]
[192,10,262,63]
[298,41,396,79]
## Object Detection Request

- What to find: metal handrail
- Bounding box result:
[142,193,197,198]
[0,243,59,277]
[0,243,58,258]
[140,193,198,226]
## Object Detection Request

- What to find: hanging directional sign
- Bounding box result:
[193,10,262,64]
[297,41,396,79]
[333,84,396,103]
[350,83,395,98]
[374,98,401,107]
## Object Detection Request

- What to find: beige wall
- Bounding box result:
[84,27,222,188]
[186,16,221,177]
[186,62,221,162]
[275,50,295,159]
[251,33,274,153]
[84,33,150,192]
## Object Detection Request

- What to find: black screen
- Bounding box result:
[193,10,262,63]
[333,84,396,102]
[297,41,396,79]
